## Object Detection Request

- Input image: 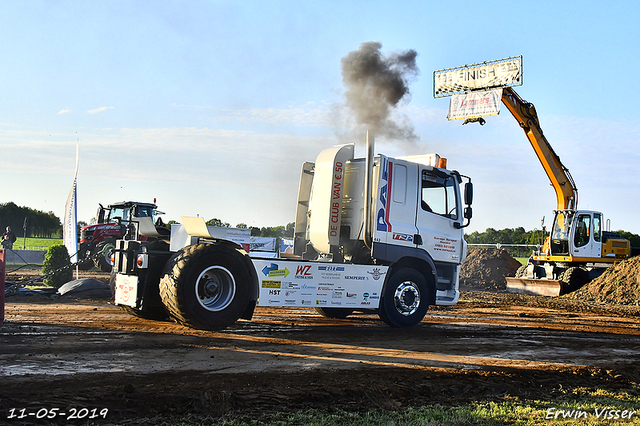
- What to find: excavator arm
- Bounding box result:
[500,87,578,211]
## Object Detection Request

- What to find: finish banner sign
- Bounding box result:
[434,56,522,98]
[448,88,502,121]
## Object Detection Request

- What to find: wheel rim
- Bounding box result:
[195,265,236,312]
[393,281,421,316]
[103,244,115,266]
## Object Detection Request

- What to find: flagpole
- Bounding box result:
[75,141,79,280]
[63,140,80,280]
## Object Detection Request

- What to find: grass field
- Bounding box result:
[8,237,63,251]
[92,391,640,425]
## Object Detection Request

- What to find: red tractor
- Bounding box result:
[78,201,169,272]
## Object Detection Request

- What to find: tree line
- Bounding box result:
[466,227,640,247]
[0,202,62,238]
[167,218,295,238]
[4,200,639,247]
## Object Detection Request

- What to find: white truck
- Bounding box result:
[112,134,473,330]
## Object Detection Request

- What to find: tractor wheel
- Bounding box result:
[76,244,94,270]
[378,268,432,328]
[314,307,354,319]
[159,243,252,331]
[77,258,94,270]
[108,271,169,320]
[559,267,590,294]
[94,241,115,273]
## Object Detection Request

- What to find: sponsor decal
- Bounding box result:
[367,268,386,281]
[295,264,313,279]
[268,299,281,304]
[345,276,366,280]
[392,232,413,242]
[318,265,345,272]
[363,292,370,301]
[329,160,344,240]
[318,286,333,291]
[301,300,311,305]
[331,301,342,306]
[262,263,290,278]
[285,299,297,304]
[301,283,316,290]
[376,158,393,232]
[261,280,281,289]
[268,289,281,296]
[346,292,358,298]
[285,290,297,297]
[316,300,328,305]
[319,272,342,279]
[332,291,343,298]
[117,279,135,303]
[433,236,458,253]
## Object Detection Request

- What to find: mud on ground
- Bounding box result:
[2,261,640,424]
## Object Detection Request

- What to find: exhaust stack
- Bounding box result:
[364,130,374,249]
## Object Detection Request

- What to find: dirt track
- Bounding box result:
[2,266,640,425]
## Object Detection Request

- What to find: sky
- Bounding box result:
[1,0,639,236]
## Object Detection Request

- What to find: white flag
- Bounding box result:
[63,142,79,263]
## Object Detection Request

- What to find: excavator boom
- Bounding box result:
[500,87,578,211]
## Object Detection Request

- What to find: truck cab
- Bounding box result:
[112,142,472,331]
[295,144,472,308]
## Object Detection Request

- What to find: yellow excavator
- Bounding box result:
[499,87,631,295]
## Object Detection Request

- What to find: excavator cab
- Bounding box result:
[548,210,608,259]
[549,210,573,255]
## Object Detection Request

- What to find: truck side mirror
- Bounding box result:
[464,182,473,205]
[464,206,472,220]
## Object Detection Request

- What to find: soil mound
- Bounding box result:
[567,255,640,305]
[459,248,522,292]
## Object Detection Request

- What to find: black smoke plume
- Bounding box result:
[340,41,419,142]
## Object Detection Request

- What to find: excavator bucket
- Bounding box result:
[505,277,562,297]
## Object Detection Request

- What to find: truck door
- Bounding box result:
[571,212,601,259]
[375,160,420,246]
[415,168,464,264]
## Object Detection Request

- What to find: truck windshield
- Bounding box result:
[421,170,458,220]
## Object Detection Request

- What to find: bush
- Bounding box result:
[42,244,73,288]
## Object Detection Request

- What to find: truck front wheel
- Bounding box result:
[159,244,252,331]
[379,269,431,328]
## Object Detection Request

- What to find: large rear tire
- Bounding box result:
[379,268,431,328]
[159,243,252,331]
